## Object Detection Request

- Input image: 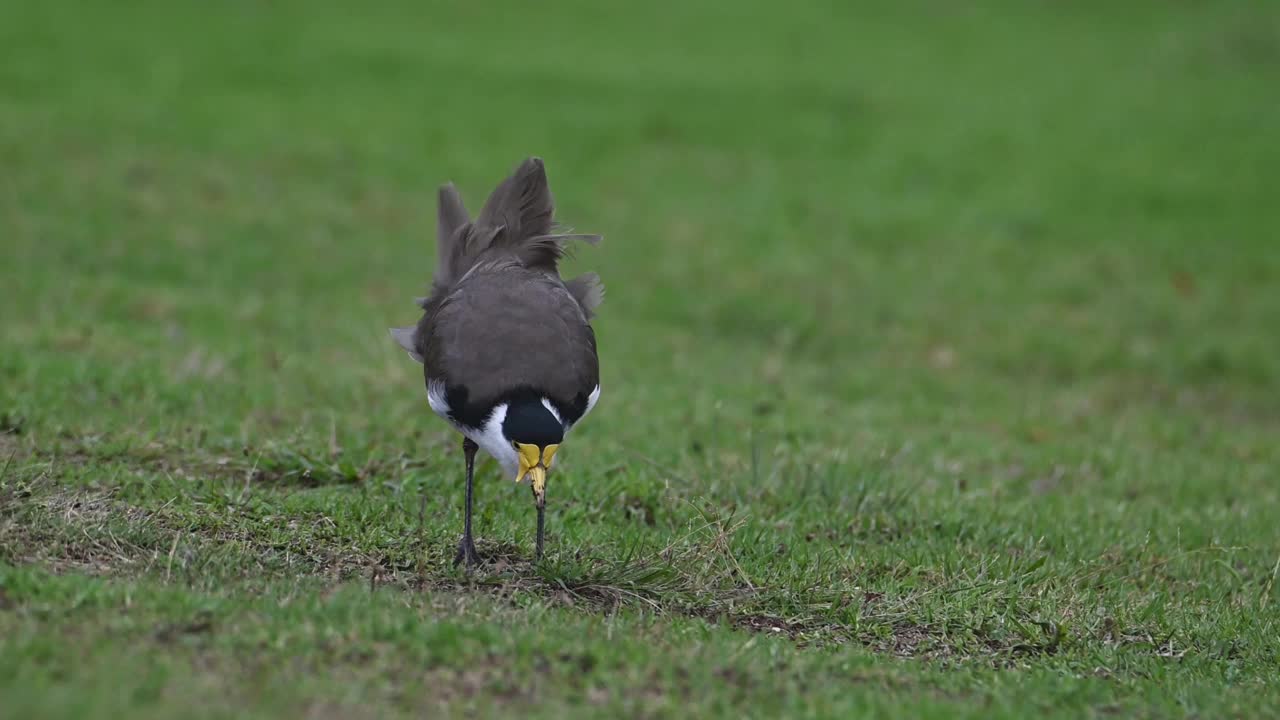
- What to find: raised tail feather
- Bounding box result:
[432,157,601,292]
[565,271,605,319]
[391,158,603,362]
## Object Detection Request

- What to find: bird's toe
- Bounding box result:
[453,536,482,569]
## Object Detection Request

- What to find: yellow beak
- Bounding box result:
[528,466,547,508]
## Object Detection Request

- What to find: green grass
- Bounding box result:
[3,0,1280,717]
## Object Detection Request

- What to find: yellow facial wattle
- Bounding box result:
[516,443,540,481]
[515,443,559,479]
[515,443,560,507]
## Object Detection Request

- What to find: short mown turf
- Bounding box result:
[2,2,1278,717]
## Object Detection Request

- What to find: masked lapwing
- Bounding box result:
[390,157,603,567]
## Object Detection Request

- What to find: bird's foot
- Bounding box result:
[453,535,482,569]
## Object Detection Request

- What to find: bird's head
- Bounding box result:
[502,399,565,508]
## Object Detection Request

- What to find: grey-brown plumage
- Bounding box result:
[422,266,600,424]
[390,157,604,567]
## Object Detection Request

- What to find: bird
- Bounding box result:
[389,157,604,568]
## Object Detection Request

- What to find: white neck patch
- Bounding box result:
[540,397,563,426]
[425,381,519,478]
[584,384,601,418]
[426,379,452,419]
[471,403,518,478]
[564,384,601,432]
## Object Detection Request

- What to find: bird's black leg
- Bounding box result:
[535,499,546,563]
[453,437,481,569]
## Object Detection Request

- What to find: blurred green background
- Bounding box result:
[2,2,1278,718]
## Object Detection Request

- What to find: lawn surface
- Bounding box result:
[2,1,1279,717]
